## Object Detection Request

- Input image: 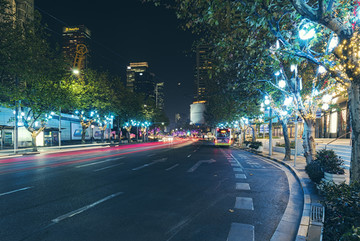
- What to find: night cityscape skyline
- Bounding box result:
[1,1,359,241]
[35,0,196,123]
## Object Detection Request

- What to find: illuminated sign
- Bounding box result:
[64,27,80,32]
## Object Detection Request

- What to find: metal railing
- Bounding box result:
[324,131,351,149]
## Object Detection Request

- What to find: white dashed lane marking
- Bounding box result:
[165,164,179,171]
[52,192,123,223]
[233,168,243,172]
[235,197,254,210]
[231,163,241,167]
[227,223,255,241]
[235,174,247,179]
[236,183,250,190]
[0,186,33,197]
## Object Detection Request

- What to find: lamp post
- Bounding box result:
[291,64,299,167]
[264,97,272,156]
[14,104,18,154]
[58,107,61,148]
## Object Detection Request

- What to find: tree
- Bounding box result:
[66,69,115,144]
[145,0,360,182]
[0,4,68,151]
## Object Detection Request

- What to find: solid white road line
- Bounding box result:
[93,163,124,172]
[227,223,255,241]
[233,168,243,172]
[147,154,156,157]
[132,158,168,171]
[165,164,179,171]
[52,192,123,223]
[75,157,124,168]
[0,186,33,197]
[236,183,251,190]
[235,197,254,210]
[235,174,247,179]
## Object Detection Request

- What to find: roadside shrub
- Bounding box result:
[318,182,360,241]
[249,141,262,149]
[243,140,251,146]
[316,149,344,174]
[305,161,324,184]
[276,141,296,149]
[340,226,360,241]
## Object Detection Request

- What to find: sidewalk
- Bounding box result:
[237,146,324,241]
[0,143,113,159]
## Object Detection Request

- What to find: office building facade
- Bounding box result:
[194,45,212,102]
[62,25,91,70]
[126,62,156,100]
[155,82,165,110]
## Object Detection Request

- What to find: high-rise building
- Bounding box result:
[15,0,33,24]
[62,25,91,70]
[3,0,33,24]
[126,62,156,99]
[155,82,165,110]
[194,45,212,102]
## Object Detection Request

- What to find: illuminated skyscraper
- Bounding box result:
[126,62,156,100]
[194,45,212,102]
[155,82,165,110]
[62,25,91,69]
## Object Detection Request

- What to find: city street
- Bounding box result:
[0,140,302,241]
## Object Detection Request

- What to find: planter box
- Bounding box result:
[323,172,346,184]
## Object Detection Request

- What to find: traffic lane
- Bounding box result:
[231,150,303,240]
[0,142,198,240]
[0,140,196,191]
[25,142,234,241]
[167,147,290,241]
[0,140,197,215]
[24,142,289,241]
[0,140,192,175]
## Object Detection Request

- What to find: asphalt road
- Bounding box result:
[0,140,302,241]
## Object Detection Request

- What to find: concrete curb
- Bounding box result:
[244,149,311,241]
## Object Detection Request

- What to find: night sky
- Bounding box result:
[34,0,197,124]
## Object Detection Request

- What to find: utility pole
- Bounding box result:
[14,101,18,154]
[58,107,62,148]
[269,107,273,156]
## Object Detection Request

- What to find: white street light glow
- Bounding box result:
[322,94,332,103]
[264,99,270,105]
[275,71,281,76]
[318,66,327,74]
[284,97,293,106]
[299,22,316,40]
[322,103,329,110]
[72,69,80,75]
[328,36,339,52]
[278,80,286,88]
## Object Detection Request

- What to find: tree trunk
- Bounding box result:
[348,82,360,182]
[302,118,316,164]
[31,133,37,152]
[81,125,87,144]
[250,126,256,142]
[101,130,105,143]
[280,119,291,161]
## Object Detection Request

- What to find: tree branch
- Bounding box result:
[288,0,318,21]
